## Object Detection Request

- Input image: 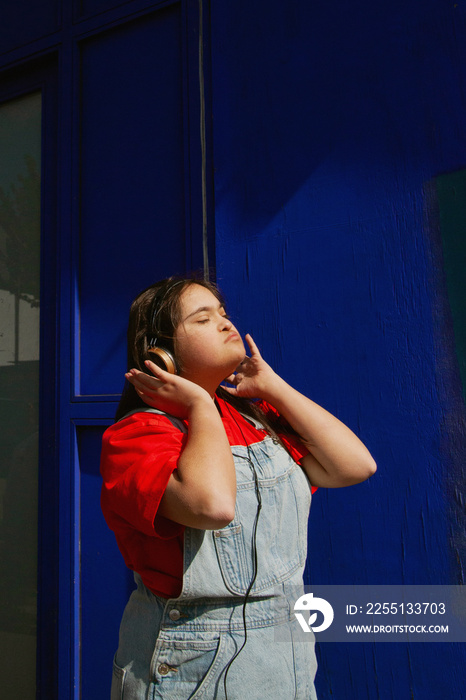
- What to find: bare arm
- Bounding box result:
[126,362,236,529]
[259,378,376,487]
[224,335,377,488]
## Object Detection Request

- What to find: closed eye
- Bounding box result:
[184,304,231,324]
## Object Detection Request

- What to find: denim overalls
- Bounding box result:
[111,409,317,699]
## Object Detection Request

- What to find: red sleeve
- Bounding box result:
[100,413,187,538]
[256,400,318,494]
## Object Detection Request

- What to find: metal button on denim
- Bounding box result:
[169,609,181,621]
[158,663,170,675]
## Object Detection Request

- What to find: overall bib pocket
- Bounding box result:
[213,443,312,596]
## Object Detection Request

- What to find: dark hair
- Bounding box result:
[115,275,295,445]
[116,275,216,420]
[126,275,223,373]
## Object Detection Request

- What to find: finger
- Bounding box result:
[126,368,159,387]
[245,334,261,357]
[125,366,164,383]
[234,355,250,372]
[126,370,163,393]
[125,374,150,397]
[134,372,162,387]
[144,359,171,379]
[224,373,238,384]
[222,385,238,396]
[125,370,144,386]
[127,378,158,398]
[126,368,142,378]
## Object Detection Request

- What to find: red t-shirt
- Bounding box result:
[100,396,314,598]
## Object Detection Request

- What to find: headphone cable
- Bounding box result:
[220,398,263,699]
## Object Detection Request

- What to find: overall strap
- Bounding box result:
[119,407,188,433]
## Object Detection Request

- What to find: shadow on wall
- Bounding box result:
[212,0,466,234]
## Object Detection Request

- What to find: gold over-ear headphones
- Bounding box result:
[146,280,184,374]
[147,346,177,374]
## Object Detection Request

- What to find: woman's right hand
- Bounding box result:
[125,360,236,529]
[125,360,212,419]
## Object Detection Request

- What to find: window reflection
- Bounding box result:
[0,91,41,699]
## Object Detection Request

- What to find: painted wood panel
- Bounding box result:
[79,6,186,397]
[210,1,466,698]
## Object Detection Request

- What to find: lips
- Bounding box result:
[225,331,240,342]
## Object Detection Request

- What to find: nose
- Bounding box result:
[219,315,233,331]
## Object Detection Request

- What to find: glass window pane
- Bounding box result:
[0,91,41,699]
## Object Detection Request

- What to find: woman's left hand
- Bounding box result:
[225,335,377,487]
[223,334,278,399]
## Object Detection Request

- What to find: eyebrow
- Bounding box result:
[183,303,224,322]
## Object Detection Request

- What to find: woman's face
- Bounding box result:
[174,284,245,389]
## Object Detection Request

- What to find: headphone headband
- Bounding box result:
[147,279,186,348]
[146,279,186,374]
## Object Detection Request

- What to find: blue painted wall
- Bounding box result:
[2,0,465,697]
[209,1,466,698]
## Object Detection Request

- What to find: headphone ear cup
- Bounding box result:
[147,347,177,375]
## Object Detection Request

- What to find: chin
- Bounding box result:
[232,347,246,364]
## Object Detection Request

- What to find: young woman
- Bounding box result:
[100,276,376,700]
